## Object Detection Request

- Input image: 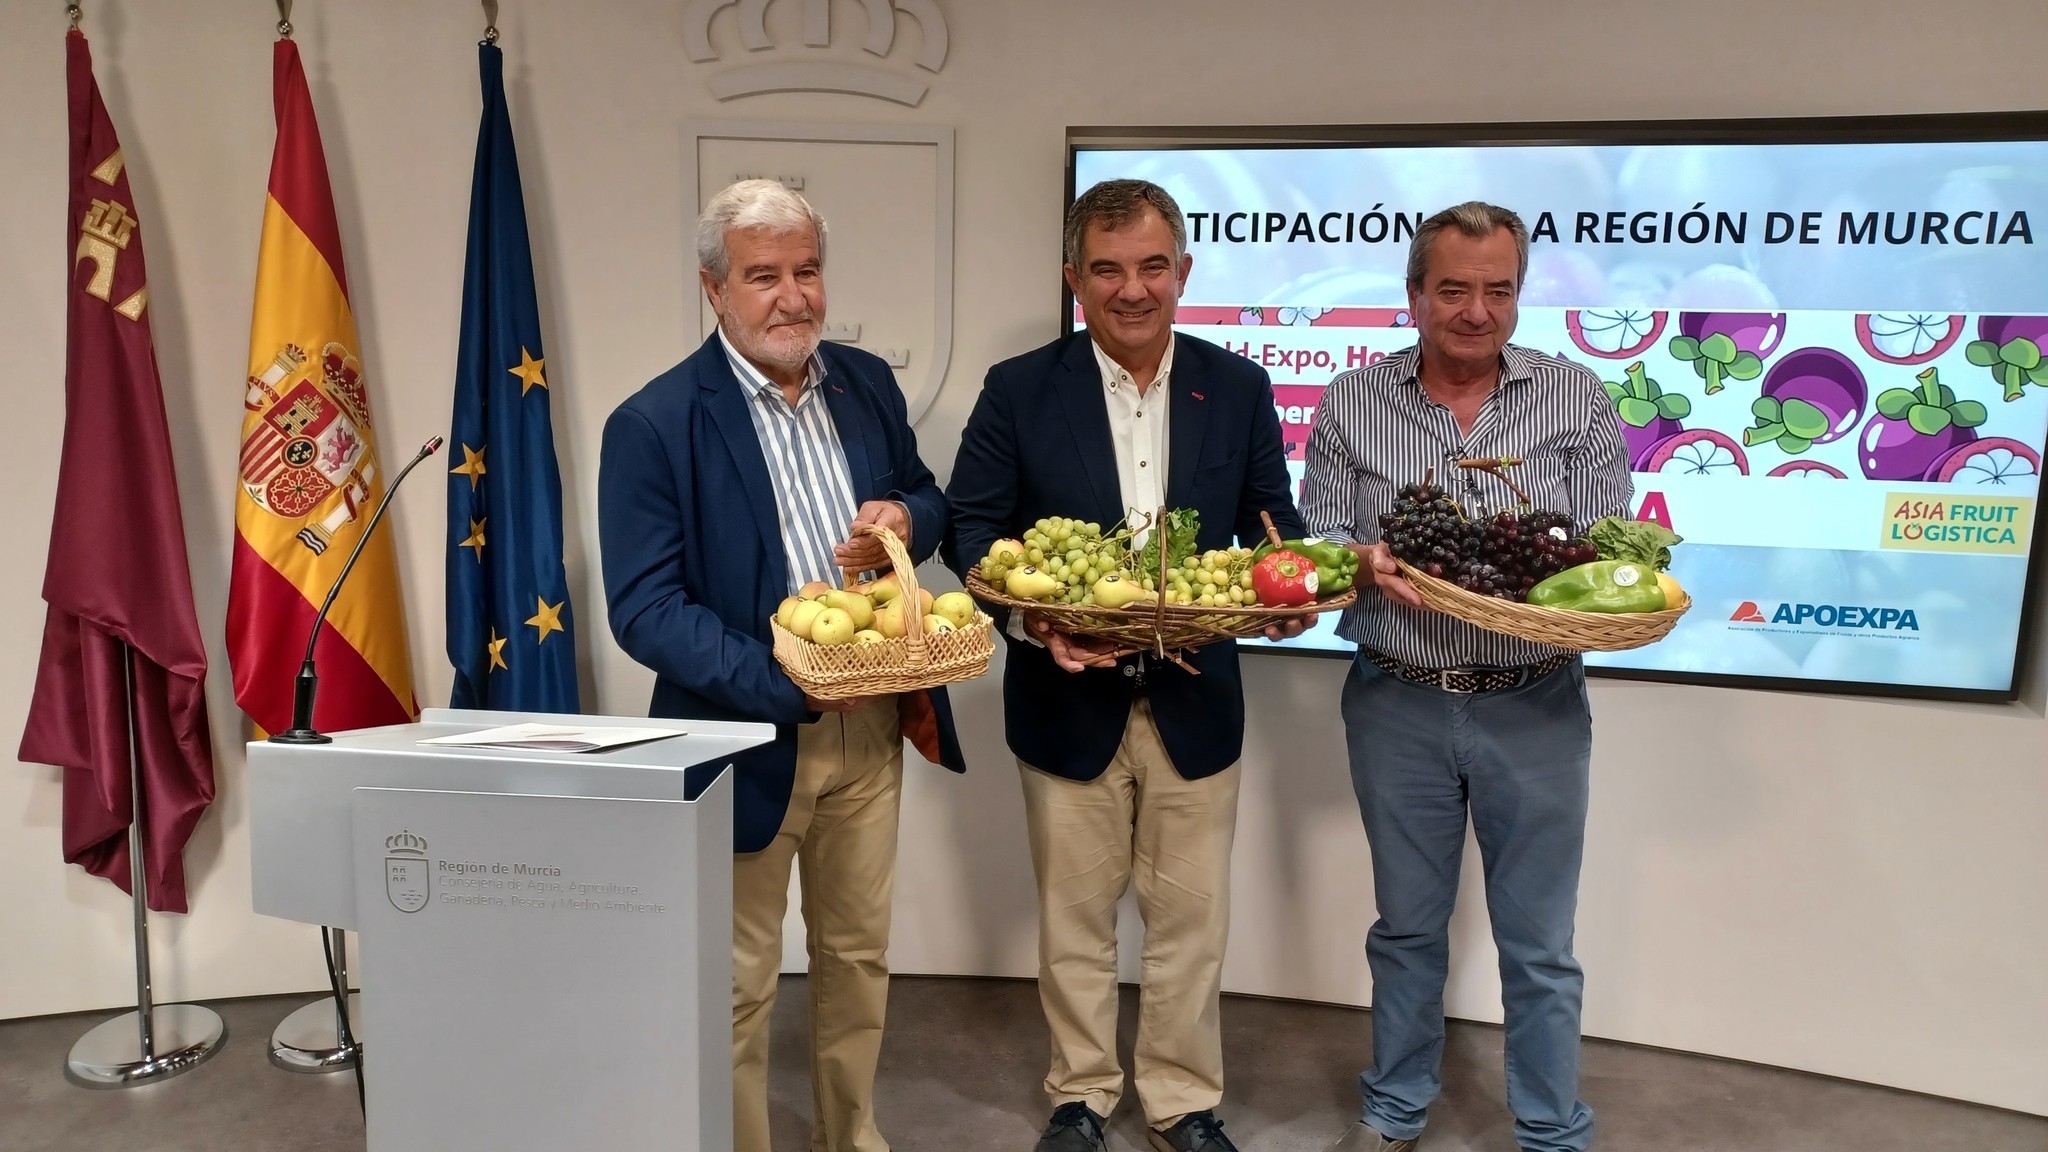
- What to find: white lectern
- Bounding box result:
[249,707,773,1152]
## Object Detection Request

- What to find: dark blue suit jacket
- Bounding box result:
[599,335,965,853]
[943,332,1304,782]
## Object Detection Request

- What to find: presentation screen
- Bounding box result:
[1067,117,2048,701]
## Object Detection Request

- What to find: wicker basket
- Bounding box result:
[1394,558,1690,652]
[770,523,995,700]
[963,510,1352,670]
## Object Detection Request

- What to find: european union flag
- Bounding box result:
[446,42,578,711]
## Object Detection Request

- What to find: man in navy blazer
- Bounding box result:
[599,180,961,1152]
[945,180,1310,1152]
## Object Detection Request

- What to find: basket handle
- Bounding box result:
[841,522,928,666]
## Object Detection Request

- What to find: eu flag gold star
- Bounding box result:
[526,595,567,643]
[461,517,486,560]
[486,628,509,672]
[509,347,547,395]
[451,443,486,490]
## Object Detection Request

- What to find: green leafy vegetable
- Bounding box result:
[1586,515,1682,572]
[1135,508,1200,579]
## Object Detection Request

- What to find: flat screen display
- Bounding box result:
[1068,118,2048,700]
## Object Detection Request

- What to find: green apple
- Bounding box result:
[820,589,875,630]
[931,591,977,629]
[809,607,857,646]
[788,599,827,639]
[775,595,804,630]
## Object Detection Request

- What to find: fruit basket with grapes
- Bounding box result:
[1383,457,1690,653]
[769,523,996,699]
[963,506,1358,669]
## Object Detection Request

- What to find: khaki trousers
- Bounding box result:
[1018,699,1241,1129]
[733,700,904,1152]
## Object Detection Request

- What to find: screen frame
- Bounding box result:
[1064,112,2048,704]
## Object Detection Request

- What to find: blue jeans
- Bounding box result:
[1340,655,1595,1152]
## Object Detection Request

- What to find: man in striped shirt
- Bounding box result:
[1302,203,1630,1152]
[598,180,963,1152]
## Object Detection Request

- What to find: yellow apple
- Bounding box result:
[866,573,902,605]
[809,606,857,646]
[931,591,977,629]
[854,629,886,645]
[788,599,827,639]
[820,589,875,630]
[873,595,908,638]
[775,595,804,630]
[922,614,956,635]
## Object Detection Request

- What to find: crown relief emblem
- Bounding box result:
[683,0,949,107]
[385,830,428,856]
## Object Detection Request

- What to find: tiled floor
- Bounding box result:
[3,977,2041,1151]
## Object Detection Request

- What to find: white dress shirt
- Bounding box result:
[1011,335,1176,645]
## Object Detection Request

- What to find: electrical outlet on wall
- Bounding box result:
[734,173,805,191]
[821,322,861,343]
[882,348,911,368]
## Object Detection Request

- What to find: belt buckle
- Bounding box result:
[1438,667,1478,693]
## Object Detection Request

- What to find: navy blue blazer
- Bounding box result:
[599,335,965,853]
[942,331,1305,782]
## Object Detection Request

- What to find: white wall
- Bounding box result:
[1,0,2043,1117]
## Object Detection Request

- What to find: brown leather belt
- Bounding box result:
[1363,648,1575,694]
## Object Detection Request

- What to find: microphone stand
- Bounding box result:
[267,435,441,1088]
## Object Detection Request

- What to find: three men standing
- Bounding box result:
[945,179,1312,1152]
[599,179,964,1152]
[1302,203,1631,1152]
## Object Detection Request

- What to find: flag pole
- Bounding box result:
[64,643,226,1088]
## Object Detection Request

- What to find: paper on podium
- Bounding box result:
[418,722,683,753]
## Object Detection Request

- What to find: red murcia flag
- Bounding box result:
[19,31,216,913]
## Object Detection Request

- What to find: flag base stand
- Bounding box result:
[66,1003,225,1088]
[65,643,226,1090]
[269,993,362,1073]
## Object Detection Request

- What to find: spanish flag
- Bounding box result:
[228,40,416,735]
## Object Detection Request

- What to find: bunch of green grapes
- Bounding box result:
[1159,547,1259,607]
[1022,517,1130,605]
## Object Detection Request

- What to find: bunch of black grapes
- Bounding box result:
[1378,482,1598,601]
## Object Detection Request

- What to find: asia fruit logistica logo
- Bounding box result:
[385,830,430,914]
[1729,600,1920,632]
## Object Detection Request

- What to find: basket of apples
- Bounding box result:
[769,523,995,700]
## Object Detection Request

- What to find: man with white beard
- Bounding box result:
[598,180,965,1152]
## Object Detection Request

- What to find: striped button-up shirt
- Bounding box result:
[720,329,861,596]
[1300,342,1633,668]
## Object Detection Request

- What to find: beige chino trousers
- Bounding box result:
[1018,698,1241,1130]
[733,699,904,1152]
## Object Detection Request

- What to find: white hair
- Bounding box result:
[696,179,828,281]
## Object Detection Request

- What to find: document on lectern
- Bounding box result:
[418,723,684,753]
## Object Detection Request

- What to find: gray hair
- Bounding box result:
[696,179,828,281]
[1064,178,1186,270]
[1406,201,1528,290]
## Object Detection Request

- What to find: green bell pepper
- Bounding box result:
[1526,560,1667,613]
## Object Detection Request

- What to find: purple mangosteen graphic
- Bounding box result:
[1744,347,1869,456]
[1668,312,1787,394]
[1858,366,1988,481]
[1603,361,1691,470]
[1963,315,2048,401]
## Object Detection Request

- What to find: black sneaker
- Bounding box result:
[1036,1102,1108,1152]
[1148,1110,1239,1152]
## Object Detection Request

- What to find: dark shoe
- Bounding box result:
[1327,1121,1417,1151]
[1036,1102,1108,1152]
[1148,1110,1239,1152]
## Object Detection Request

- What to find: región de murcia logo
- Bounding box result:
[384,829,430,914]
[240,341,380,555]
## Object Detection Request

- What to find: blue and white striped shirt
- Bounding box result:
[720,329,861,596]
[1300,342,1633,668]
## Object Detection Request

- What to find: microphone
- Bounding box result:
[270,435,446,744]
